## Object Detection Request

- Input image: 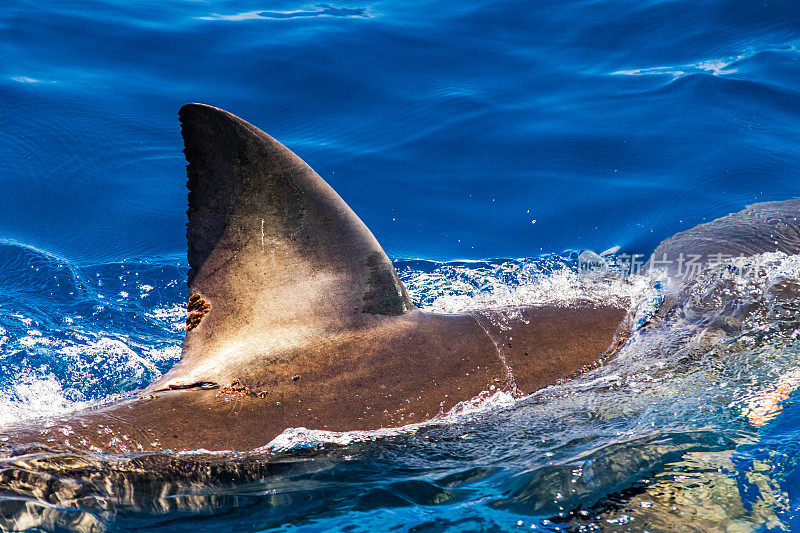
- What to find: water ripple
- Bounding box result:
[199,4,371,21]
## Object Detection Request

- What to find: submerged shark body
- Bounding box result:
[646,198,800,325]
[1,106,799,533]
[1,105,629,453]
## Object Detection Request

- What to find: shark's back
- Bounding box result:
[0,105,629,453]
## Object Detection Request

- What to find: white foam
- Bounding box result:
[401,260,658,316]
[0,372,93,426]
[58,337,160,383]
[146,304,187,332]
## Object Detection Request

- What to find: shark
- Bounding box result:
[0,104,631,453]
[4,104,798,454]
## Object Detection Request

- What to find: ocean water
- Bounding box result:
[1,0,800,531]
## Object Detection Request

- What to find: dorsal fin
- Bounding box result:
[178,103,413,369]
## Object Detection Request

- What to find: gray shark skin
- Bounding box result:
[648,198,800,281]
[645,198,800,324]
[0,104,629,453]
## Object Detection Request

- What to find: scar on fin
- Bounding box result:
[186,293,210,331]
[151,381,219,393]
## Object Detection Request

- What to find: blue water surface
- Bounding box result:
[3,0,800,262]
[1,0,800,531]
